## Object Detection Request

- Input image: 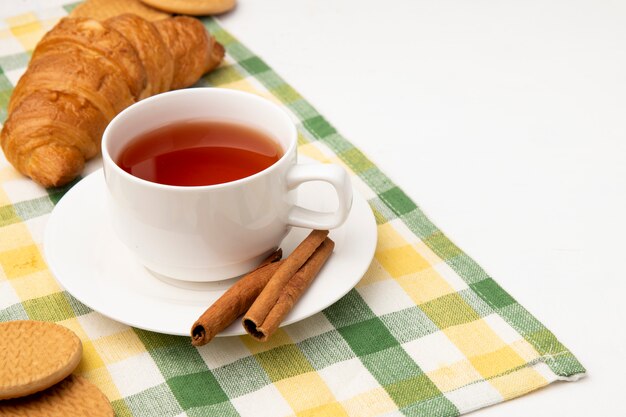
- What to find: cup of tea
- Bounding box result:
[101,88,352,282]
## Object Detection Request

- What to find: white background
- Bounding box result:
[3,1,626,415]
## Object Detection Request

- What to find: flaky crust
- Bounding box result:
[106,14,173,98]
[0,14,224,187]
[154,16,224,90]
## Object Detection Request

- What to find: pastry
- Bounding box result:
[0,14,224,187]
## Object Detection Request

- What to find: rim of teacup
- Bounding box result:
[101,88,298,191]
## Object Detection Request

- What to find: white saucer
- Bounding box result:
[44,160,377,337]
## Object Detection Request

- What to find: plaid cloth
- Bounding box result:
[0,4,585,417]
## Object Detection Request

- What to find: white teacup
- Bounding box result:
[102,88,352,282]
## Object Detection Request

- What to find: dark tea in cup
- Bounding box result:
[117,120,283,186]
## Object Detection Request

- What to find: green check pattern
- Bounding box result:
[0,3,584,416]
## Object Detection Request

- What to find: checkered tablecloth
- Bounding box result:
[0,3,584,416]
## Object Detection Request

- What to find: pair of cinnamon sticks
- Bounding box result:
[191,230,333,345]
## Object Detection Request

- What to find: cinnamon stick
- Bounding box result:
[190,250,282,346]
[243,237,334,341]
[242,230,328,330]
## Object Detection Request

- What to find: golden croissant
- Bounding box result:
[0,14,224,187]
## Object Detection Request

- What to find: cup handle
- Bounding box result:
[285,163,353,229]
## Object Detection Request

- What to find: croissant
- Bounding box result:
[0,14,224,187]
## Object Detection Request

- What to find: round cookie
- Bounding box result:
[71,0,171,21]
[0,375,113,417]
[140,0,236,15]
[0,320,82,400]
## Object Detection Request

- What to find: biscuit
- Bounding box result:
[71,0,171,21]
[0,320,82,400]
[0,375,114,417]
[140,0,236,16]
